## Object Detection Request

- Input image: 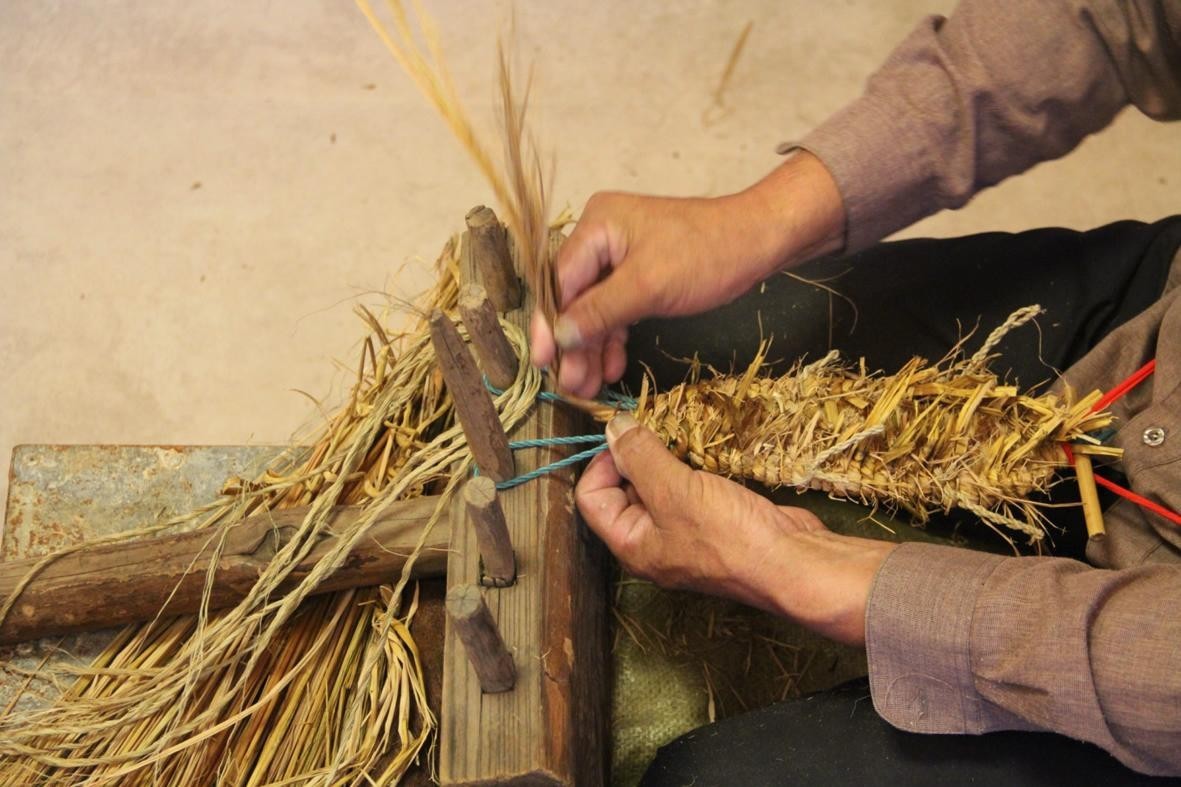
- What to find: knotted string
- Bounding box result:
[477,377,635,489]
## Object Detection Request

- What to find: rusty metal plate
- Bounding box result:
[0,444,282,714]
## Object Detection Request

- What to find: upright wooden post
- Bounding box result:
[446,583,516,693]
[459,284,519,391]
[465,205,521,311]
[429,310,515,483]
[441,225,608,787]
[463,476,515,587]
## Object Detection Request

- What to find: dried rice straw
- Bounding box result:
[0,3,558,783]
[578,306,1118,545]
[0,250,542,782]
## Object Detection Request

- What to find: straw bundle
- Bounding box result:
[0,5,557,782]
[0,245,543,783]
[607,307,1117,544]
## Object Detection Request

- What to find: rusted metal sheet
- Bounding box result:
[0,444,282,715]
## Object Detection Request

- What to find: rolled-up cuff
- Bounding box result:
[865,541,1005,734]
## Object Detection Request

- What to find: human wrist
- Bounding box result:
[737,150,846,276]
[759,531,896,646]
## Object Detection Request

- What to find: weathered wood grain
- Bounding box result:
[446,583,516,693]
[465,205,521,311]
[460,283,519,390]
[0,495,449,644]
[463,476,515,587]
[440,225,609,786]
[430,309,515,483]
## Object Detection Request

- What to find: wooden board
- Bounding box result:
[440,229,609,785]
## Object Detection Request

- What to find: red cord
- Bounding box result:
[1091,359,1156,413]
[1091,474,1181,527]
[1063,358,1181,526]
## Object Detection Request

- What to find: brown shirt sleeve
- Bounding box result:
[789,0,1181,251]
[867,542,1181,776]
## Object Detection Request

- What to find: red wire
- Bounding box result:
[1092,474,1181,527]
[1091,359,1156,413]
[1063,357,1181,526]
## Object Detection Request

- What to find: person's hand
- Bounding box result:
[531,151,845,397]
[577,413,896,646]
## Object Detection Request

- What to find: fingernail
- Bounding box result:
[554,315,583,350]
[606,413,638,444]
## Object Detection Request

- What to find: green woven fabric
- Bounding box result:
[608,490,979,785]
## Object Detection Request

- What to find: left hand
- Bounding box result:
[577,414,897,646]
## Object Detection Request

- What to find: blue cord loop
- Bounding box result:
[476,376,636,489]
[495,437,609,491]
[471,434,608,490]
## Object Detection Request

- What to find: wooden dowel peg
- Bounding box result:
[465,205,521,312]
[1075,453,1106,541]
[430,310,515,482]
[464,476,516,587]
[446,583,516,693]
[459,284,519,391]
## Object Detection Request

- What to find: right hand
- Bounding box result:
[577,413,896,646]
[530,151,846,397]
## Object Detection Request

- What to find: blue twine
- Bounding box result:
[495,440,609,491]
[471,434,608,489]
[508,435,607,449]
[474,375,634,490]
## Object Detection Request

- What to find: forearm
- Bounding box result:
[753,529,894,647]
[734,151,846,280]
[868,542,1181,776]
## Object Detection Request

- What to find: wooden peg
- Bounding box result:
[459,284,519,391]
[465,205,521,311]
[464,476,516,587]
[1075,453,1106,541]
[430,310,515,482]
[446,583,516,693]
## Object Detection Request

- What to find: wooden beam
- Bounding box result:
[460,283,519,391]
[0,495,449,644]
[465,205,521,311]
[441,228,609,786]
[430,309,516,483]
[446,583,516,693]
[463,477,516,587]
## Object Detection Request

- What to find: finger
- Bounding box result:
[580,443,622,487]
[602,327,628,384]
[605,413,692,508]
[572,350,603,400]
[555,218,617,310]
[555,271,652,354]
[576,449,626,523]
[576,450,650,555]
[530,309,556,368]
[557,347,593,394]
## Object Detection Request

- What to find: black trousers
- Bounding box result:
[627,218,1181,786]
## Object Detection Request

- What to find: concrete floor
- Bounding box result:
[2,1,1179,511]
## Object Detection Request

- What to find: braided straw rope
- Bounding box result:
[624,307,1116,544]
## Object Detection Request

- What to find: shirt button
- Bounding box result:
[1143,427,1166,447]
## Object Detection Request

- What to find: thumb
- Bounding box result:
[605,413,691,505]
[555,270,651,352]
